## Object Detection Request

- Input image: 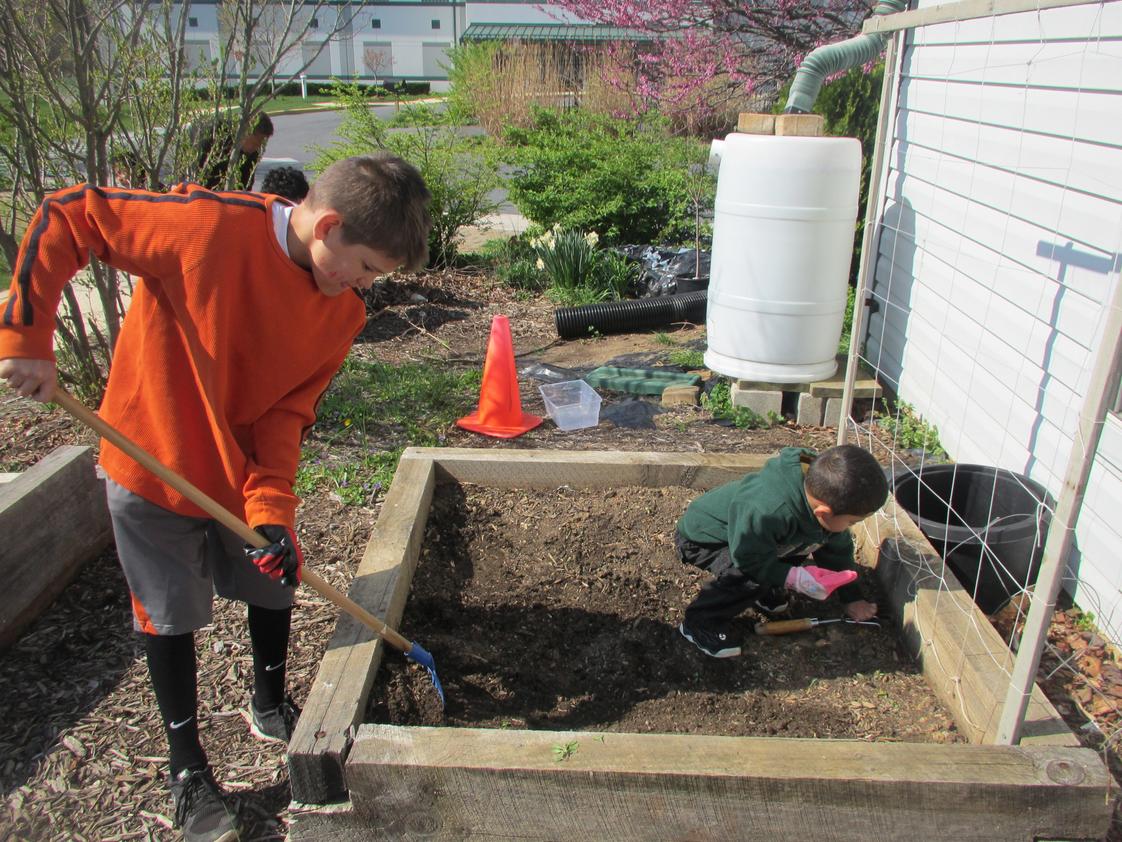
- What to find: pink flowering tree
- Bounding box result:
[549,0,870,125]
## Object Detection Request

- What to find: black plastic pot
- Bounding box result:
[892,464,1052,614]
[554,291,708,340]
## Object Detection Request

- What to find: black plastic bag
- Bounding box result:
[615,246,710,297]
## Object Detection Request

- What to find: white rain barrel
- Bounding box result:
[704,133,861,383]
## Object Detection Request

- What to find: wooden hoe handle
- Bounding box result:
[54,390,413,654]
[754,617,816,636]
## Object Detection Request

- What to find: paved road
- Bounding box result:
[255,105,394,183]
[258,102,464,179]
[257,105,520,219]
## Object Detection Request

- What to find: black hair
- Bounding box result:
[261,166,310,202]
[804,445,888,517]
[252,111,274,137]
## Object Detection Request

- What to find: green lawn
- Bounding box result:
[265,91,443,115]
[263,95,340,113]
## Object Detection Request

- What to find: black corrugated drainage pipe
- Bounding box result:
[783,0,908,114]
[554,291,708,340]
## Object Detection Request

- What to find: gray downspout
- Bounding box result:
[784,0,907,114]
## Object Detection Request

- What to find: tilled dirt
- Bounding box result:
[368,483,962,744]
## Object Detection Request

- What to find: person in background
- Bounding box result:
[0,153,431,841]
[675,445,887,658]
[260,165,310,203]
[111,150,144,188]
[195,112,274,191]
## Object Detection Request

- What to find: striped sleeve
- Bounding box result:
[0,184,264,360]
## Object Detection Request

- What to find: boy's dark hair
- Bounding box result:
[252,111,274,138]
[804,445,888,517]
[306,153,432,272]
[261,166,310,202]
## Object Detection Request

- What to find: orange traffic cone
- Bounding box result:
[457,315,542,438]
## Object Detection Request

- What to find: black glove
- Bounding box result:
[245,524,303,587]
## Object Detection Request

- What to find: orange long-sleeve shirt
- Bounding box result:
[0,184,366,528]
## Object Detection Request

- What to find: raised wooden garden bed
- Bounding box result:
[287,448,1111,841]
[0,445,113,649]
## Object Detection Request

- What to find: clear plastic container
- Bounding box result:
[538,380,602,431]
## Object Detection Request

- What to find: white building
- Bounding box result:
[178,1,590,92]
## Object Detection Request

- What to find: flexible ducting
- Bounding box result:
[554,291,708,340]
[784,0,907,115]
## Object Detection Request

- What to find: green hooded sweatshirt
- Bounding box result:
[676,447,862,604]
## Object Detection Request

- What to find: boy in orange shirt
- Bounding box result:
[0,153,431,842]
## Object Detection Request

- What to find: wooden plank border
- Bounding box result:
[418,446,770,489]
[297,727,1105,842]
[0,446,112,650]
[853,501,1077,746]
[288,448,1110,840]
[288,453,436,803]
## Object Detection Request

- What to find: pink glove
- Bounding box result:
[785,565,858,601]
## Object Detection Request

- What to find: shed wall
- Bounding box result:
[864,0,1122,637]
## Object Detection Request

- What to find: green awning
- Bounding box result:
[460,23,655,43]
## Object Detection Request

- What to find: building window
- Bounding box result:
[188,16,198,27]
[372,18,381,29]
[431,19,440,29]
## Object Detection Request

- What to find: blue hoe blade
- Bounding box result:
[405,641,445,707]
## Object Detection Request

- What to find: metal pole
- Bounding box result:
[837,32,901,445]
[996,273,1122,743]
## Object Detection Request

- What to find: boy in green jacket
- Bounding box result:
[676,445,888,658]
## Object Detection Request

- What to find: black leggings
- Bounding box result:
[676,532,768,629]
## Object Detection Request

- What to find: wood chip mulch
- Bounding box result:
[0,491,378,840]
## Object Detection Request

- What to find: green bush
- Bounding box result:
[269,79,432,100]
[597,249,638,300]
[502,109,710,246]
[270,80,348,98]
[392,81,431,96]
[445,41,496,124]
[838,284,857,355]
[477,234,543,291]
[383,102,451,128]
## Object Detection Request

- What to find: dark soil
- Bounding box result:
[369,483,962,744]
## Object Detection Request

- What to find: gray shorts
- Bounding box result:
[107,479,294,635]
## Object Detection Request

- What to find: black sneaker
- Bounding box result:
[246,694,301,744]
[754,587,790,615]
[678,622,741,658]
[170,766,240,842]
